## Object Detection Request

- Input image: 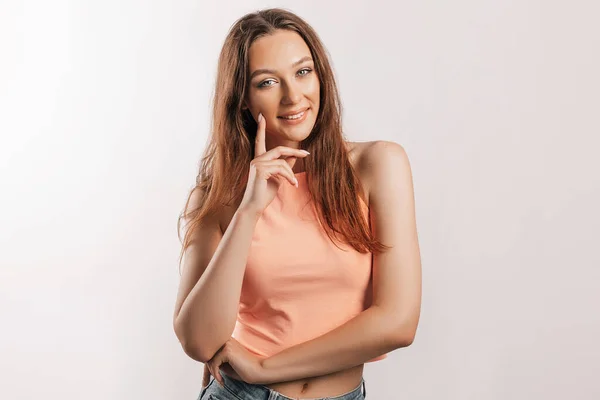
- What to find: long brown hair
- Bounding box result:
[177,8,390,272]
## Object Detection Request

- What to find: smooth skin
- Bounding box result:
[172,112,308,363]
[239,112,310,214]
[172,29,319,390]
[174,29,422,399]
[242,29,320,172]
[203,112,309,387]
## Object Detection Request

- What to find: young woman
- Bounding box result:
[173,8,422,400]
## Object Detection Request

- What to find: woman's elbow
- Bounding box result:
[173,319,212,363]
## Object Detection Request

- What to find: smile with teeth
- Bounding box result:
[279,110,306,120]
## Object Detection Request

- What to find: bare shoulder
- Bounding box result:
[361,140,409,174]
[346,140,410,205]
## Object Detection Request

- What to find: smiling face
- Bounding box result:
[243,29,320,150]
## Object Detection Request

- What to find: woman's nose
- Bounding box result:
[281,82,303,104]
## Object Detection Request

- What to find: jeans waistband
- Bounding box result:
[219,372,366,399]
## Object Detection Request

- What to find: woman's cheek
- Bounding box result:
[307,77,320,97]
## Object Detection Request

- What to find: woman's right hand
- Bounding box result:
[239,112,310,216]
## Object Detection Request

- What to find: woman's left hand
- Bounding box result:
[205,337,268,387]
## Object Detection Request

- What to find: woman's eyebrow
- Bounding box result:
[250,56,313,80]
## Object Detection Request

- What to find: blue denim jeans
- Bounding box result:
[198,372,367,400]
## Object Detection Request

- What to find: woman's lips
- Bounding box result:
[277,108,309,125]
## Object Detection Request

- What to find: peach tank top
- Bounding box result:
[232,171,387,363]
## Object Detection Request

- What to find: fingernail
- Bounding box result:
[258,112,263,122]
[301,150,310,154]
[294,178,299,188]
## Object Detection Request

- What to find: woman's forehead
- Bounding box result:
[248,30,312,71]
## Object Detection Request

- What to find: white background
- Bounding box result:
[1,1,599,399]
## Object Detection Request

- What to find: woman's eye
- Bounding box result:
[257,68,312,88]
[298,68,312,76]
[258,79,275,88]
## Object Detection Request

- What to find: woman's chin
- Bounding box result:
[277,121,316,138]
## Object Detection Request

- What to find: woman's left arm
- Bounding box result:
[259,141,422,385]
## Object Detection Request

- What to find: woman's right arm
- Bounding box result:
[172,188,261,363]
[173,112,308,363]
